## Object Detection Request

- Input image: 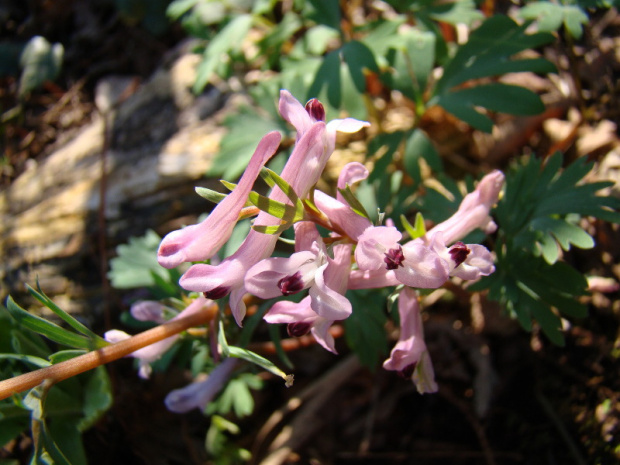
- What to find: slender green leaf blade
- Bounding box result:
[5,297,94,350]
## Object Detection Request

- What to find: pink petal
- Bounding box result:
[278,90,313,138]
[130,301,166,323]
[313,190,371,240]
[157,131,281,268]
[264,296,317,324]
[311,318,337,353]
[294,221,322,253]
[337,162,369,203]
[396,241,449,288]
[355,226,402,271]
[165,359,239,413]
[429,170,504,245]
[326,118,370,134]
[244,251,318,299]
[348,268,400,289]
[309,244,352,321]
[450,244,495,280]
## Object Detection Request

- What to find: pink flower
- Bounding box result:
[352,171,503,290]
[263,241,353,353]
[264,297,337,352]
[130,300,166,324]
[180,92,367,325]
[383,287,437,394]
[104,296,213,378]
[165,358,239,413]
[429,170,504,244]
[157,131,281,269]
[355,226,451,288]
[244,222,326,299]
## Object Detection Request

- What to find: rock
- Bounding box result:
[0,51,246,318]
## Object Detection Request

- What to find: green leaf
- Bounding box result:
[519,2,589,40]
[78,367,113,432]
[257,12,302,57]
[337,186,371,219]
[429,15,555,131]
[344,291,388,368]
[436,83,546,132]
[367,131,405,183]
[401,212,426,240]
[48,350,86,364]
[193,14,253,93]
[268,324,294,370]
[260,168,302,210]
[247,191,298,222]
[166,0,200,20]
[0,353,51,369]
[296,25,340,56]
[194,186,227,204]
[307,49,341,107]
[27,284,105,346]
[108,230,172,290]
[419,0,484,26]
[563,6,589,39]
[519,286,565,346]
[519,2,564,33]
[403,28,436,100]
[306,0,341,30]
[403,129,441,184]
[218,378,254,417]
[435,15,556,94]
[0,404,30,450]
[341,40,379,94]
[227,346,290,382]
[24,385,73,465]
[5,297,95,350]
[208,109,284,180]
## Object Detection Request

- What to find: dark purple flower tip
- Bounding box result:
[287,322,312,338]
[398,363,416,379]
[203,286,230,300]
[448,242,471,267]
[305,98,326,122]
[384,246,405,270]
[278,272,305,296]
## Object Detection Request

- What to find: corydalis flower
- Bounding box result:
[263,240,353,353]
[157,131,281,269]
[383,287,437,394]
[244,222,326,299]
[104,296,214,379]
[350,171,504,290]
[430,170,504,244]
[165,358,238,413]
[179,91,368,325]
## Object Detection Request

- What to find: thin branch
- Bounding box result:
[0,305,217,401]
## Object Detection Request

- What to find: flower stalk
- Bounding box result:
[0,303,218,401]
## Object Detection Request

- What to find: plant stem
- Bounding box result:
[0,306,218,401]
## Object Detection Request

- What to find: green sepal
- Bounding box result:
[337,185,370,219]
[5,296,99,350]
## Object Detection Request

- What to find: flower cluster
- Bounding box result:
[123,90,503,405]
